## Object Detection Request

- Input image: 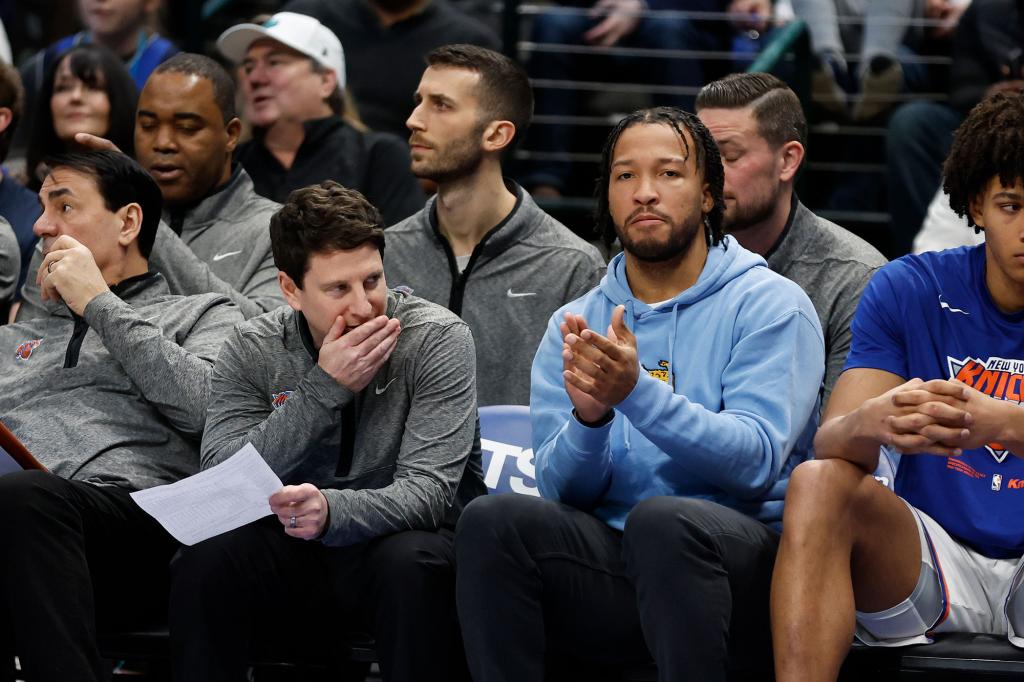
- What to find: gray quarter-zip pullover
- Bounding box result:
[0,272,242,490]
[384,181,605,406]
[201,290,486,547]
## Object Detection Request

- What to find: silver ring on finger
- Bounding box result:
[289,515,297,529]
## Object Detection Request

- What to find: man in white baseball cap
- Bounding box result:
[217,12,424,224]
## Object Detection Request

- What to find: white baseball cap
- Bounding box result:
[217,12,346,89]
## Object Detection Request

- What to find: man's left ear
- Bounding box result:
[778,141,805,183]
[117,203,143,248]
[225,116,242,153]
[701,181,714,214]
[482,120,516,154]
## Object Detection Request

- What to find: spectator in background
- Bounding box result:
[522,0,771,198]
[15,0,177,156]
[887,0,1020,256]
[18,53,285,321]
[791,0,969,122]
[385,45,604,407]
[24,44,137,191]
[0,63,41,301]
[283,0,499,140]
[218,12,425,225]
[696,72,886,403]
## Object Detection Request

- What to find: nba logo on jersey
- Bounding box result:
[992,474,1003,492]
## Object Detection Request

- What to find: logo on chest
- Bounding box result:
[271,391,293,409]
[643,360,673,384]
[947,355,1024,463]
[15,339,41,361]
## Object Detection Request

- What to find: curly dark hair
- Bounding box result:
[594,107,726,248]
[270,181,385,286]
[943,91,1024,229]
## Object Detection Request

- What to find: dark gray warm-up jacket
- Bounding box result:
[0,272,241,490]
[201,290,486,547]
[384,182,605,406]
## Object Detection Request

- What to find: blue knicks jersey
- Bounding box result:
[845,245,1024,559]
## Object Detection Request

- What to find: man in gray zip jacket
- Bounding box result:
[695,73,887,404]
[18,53,283,322]
[169,181,484,682]
[0,151,241,682]
[385,45,604,406]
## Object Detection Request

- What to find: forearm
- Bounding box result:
[85,292,220,436]
[998,401,1024,457]
[534,414,614,508]
[813,407,884,471]
[617,376,798,499]
[320,472,454,546]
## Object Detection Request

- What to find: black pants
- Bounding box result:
[169,517,464,682]
[455,494,780,682]
[0,470,177,682]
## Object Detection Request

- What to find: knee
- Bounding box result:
[623,497,718,565]
[784,459,876,529]
[368,530,454,588]
[458,493,546,544]
[0,470,66,534]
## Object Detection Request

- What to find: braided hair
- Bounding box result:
[943,92,1024,230]
[594,106,726,249]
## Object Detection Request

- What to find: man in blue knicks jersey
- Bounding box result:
[773,91,1024,682]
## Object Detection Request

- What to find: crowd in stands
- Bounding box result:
[0,1,1023,682]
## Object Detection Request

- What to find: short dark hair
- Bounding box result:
[426,44,533,143]
[944,92,1024,229]
[696,72,807,149]
[42,151,163,259]
[152,53,237,122]
[0,62,23,163]
[26,45,138,191]
[595,107,726,248]
[270,181,385,286]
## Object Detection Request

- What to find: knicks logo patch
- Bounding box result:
[643,360,673,384]
[271,391,293,409]
[947,355,1024,463]
[15,339,41,360]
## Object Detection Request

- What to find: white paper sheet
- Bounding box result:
[130,443,283,546]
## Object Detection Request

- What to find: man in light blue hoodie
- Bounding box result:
[455,107,825,681]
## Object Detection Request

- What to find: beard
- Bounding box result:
[410,134,485,184]
[616,207,704,263]
[721,186,780,233]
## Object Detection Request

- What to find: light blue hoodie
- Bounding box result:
[530,236,824,529]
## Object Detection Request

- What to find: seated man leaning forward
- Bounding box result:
[168,181,485,682]
[771,91,1024,682]
[455,108,825,682]
[0,151,241,682]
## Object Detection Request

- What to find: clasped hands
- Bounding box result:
[561,305,639,424]
[869,378,1008,457]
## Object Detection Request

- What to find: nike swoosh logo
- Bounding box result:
[375,377,399,395]
[939,297,969,315]
[507,289,537,298]
[212,250,243,262]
